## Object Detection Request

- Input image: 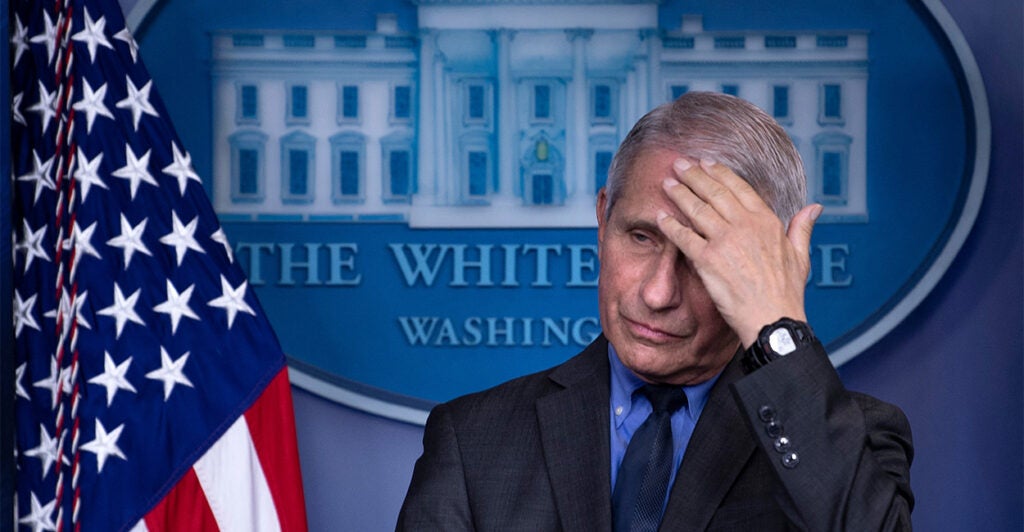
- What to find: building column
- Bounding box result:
[416,30,436,206]
[644,28,660,112]
[566,29,593,205]
[495,29,517,205]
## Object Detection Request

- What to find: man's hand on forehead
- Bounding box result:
[655,158,823,347]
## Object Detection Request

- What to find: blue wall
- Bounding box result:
[286,1,1023,530]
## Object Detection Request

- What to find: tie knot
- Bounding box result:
[640,384,687,414]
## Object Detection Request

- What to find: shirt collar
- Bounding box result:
[608,343,721,427]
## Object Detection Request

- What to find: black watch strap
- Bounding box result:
[742,318,816,373]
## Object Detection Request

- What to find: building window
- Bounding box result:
[338,85,359,122]
[533,84,551,121]
[817,35,848,48]
[670,85,689,100]
[714,36,745,49]
[532,174,554,205]
[594,150,613,194]
[229,130,267,202]
[283,35,315,48]
[591,82,616,124]
[335,35,367,48]
[469,85,485,119]
[382,133,415,202]
[239,149,259,194]
[813,132,852,205]
[722,84,739,97]
[819,83,844,124]
[389,150,412,197]
[280,131,315,204]
[287,84,309,124]
[393,85,412,122]
[468,151,488,197]
[237,83,259,124]
[662,37,694,49]
[772,85,791,122]
[765,35,797,48]
[329,132,366,203]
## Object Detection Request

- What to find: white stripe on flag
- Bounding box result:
[129,518,149,532]
[193,416,282,532]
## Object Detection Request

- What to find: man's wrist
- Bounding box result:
[741,318,816,373]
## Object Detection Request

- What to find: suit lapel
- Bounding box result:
[536,337,613,532]
[660,354,756,531]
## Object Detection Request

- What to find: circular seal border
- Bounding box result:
[129,0,990,425]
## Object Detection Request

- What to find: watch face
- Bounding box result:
[767,328,798,356]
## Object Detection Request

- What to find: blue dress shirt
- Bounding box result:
[608,344,721,510]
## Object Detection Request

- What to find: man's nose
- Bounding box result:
[640,249,684,311]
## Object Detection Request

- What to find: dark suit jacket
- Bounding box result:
[397,336,913,531]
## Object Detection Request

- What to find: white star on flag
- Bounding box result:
[71,7,114,63]
[17,492,56,532]
[32,357,64,410]
[97,282,145,338]
[114,26,140,63]
[106,214,151,268]
[44,290,92,340]
[16,219,50,273]
[17,150,55,205]
[114,76,159,131]
[80,420,127,474]
[23,425,61,479]
[208,275,256,329]
[26,81,57,131]
[73,148,109,201]
[88,351,138,407]
[110,144,157,199]
[153,280,200,334]
[210,227,234,263]
[73,80,115,134]
[13,290,41,338]
[162,142,202,195]
[145,347,194,401]
[10,15,30,67]
[15,362,31,400]
[69,221,103,260]
[12,91,26,126]
[159,212,205,266]
[28,10,58,64]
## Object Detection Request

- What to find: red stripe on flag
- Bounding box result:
[143,468,220,532]
[244,368,309,532]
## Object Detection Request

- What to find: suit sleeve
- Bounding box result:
[396,402,475,531]
[729,340,914,531]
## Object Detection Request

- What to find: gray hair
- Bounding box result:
[604,91,806,225]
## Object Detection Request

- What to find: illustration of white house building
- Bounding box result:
[210,0,868,227]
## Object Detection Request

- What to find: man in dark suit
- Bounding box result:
[397,92,913,531]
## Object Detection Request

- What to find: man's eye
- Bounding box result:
[630,232,651,244]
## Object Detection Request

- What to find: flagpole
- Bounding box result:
[2,0,18,529]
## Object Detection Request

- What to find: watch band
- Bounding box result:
[742,318,816,373]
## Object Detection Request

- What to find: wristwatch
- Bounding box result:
[742,318,816,373]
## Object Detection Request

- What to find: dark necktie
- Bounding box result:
[612,384,688,532]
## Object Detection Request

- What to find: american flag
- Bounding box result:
[9,0,308,530]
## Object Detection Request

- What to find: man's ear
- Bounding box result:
[596,187,608,245]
